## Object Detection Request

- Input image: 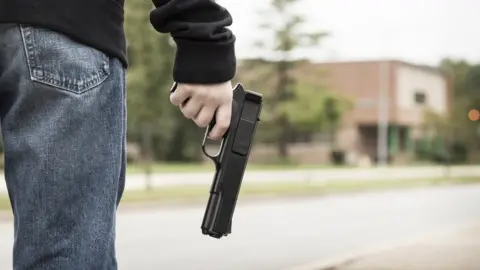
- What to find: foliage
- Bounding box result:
[443,60,480,145]
[124,0,203,162]
[122,0,351,163]
[420,58,480,163]
[279,81,350,132]
[245,0,349,157]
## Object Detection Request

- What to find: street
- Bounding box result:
[0,184,479,270]
[327,224,480,270]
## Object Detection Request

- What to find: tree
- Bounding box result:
[124,0,176,187]
[249,0,349,157]
[125,0,204,168]
[426,58,480,163]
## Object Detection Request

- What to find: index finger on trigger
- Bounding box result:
[208,104,231,140]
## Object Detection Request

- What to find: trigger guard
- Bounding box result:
[201,126,222,166]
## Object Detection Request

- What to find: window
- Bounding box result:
[414,91,426,105]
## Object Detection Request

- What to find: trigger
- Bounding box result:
[201,126,224,164]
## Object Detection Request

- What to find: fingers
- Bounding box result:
[170,84,192,106]
[170,82,233,140]
[209,103,231,140]
[180,99,202,119]
[194,105,216,128]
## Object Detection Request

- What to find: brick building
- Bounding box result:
[313,60,451,164]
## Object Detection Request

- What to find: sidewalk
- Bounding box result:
[2,165,480,193]
[323,225,480,270]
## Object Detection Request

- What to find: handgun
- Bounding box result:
[170,82,262,238]
[200,83,263,239]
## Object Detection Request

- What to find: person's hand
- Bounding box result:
[170,81,233,140]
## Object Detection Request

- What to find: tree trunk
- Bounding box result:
[278,119,289,158]
[166,120,187,161]
[141,121,153,191]
[275,59,291,159]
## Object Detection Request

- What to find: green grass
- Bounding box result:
[125,162,346,174]
[119,161,450,174]
[0,162,469,175]
[1,177,479,212]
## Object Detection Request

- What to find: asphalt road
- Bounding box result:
[0,185,480,270]
[0,165,479,192]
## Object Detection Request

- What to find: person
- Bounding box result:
[0,0,235,269]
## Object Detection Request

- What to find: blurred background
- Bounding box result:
[1,0,480,269]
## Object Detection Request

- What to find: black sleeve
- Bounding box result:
[150,0,236,84]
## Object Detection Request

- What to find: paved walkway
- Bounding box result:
[325,224,480,270]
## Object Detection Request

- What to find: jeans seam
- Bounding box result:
[18,25,111,95]
[19,25,35,82]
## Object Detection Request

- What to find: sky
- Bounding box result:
[218,0,478,66]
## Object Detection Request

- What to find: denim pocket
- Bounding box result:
[19,25,110,95]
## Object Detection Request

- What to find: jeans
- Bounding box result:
[0,24,126,269]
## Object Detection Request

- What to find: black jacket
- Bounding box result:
[0,0,236,84]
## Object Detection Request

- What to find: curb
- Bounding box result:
[283,221,480,270]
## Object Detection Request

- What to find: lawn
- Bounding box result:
[1,177,479,212]
[124,162,346,174]
[0,161,442,175]
[112,161,442,174]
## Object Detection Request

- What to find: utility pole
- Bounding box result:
[377,30,393,166]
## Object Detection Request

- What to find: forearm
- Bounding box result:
[150,0,236,84]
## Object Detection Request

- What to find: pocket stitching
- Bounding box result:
[19,25,110,95]
[29,65,110,94]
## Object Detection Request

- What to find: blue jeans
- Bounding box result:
[0,24,126,269]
